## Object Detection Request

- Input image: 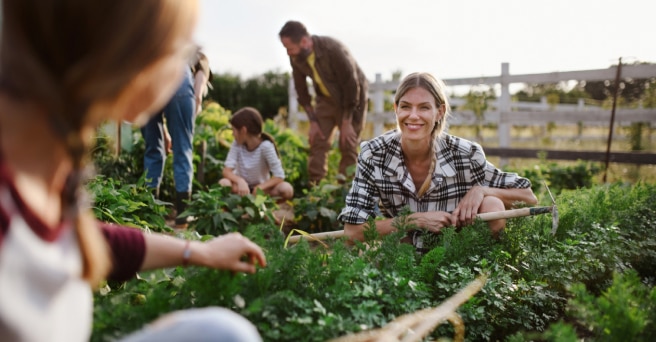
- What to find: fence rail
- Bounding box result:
[288,62,656,165]
[484,148,656,165]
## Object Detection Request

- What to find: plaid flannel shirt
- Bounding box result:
[338,130,532,225]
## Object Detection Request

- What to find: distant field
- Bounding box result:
[449,124,656,150]
[448,124,656,184]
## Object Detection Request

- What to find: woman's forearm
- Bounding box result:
[344,219,396,242]
[140,233,192,270]
[481,186,538,208]
[140,232,267,274]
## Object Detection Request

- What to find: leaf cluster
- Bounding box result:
[180,184,277,235]
[291,180,351,234]
[91,129,147,186]
[508,159,602,194]
[88,174,170,232]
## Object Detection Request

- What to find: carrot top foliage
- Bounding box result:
[91,105,655,341]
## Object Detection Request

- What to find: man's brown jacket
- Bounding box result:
[289,35,368,124]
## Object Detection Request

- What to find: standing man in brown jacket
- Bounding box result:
[279,20,368,184]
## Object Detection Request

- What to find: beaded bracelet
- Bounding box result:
[182,240,191,267]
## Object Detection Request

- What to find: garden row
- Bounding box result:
[89,105,656,341]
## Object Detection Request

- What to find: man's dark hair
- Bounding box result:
[279,20,309,43]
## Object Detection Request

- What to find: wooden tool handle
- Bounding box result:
[476,206,552,221]
[287,230,345,243]
[287,206,554,244]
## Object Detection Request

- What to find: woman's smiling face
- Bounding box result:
[395,86,444,143]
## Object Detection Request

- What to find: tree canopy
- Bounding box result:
[207,70,289,120]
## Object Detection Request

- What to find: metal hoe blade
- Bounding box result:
[544,181,559,235]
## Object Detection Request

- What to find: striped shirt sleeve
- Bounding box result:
[261,141,285,179]
[224,141,239,169]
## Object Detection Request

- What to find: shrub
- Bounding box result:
[565,270,656,341]
[509,160,602,195]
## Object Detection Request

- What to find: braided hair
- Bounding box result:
[0,0,199,286]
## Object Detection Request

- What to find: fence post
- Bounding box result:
[603,58,622,182]
[120,121,135,153]
[288,79,298,130]
[498,62,511,166]
[372,73,385,137]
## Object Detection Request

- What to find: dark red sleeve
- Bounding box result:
[0,206,8,247]
[99,222,146,282]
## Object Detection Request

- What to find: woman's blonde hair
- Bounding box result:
[0,0,198,286]
[394,72,451,140]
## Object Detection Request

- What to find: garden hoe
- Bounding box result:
[287,184,558,244]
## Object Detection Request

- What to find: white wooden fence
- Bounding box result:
[288,62,656,149]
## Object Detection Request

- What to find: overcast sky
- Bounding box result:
[194,0,656,83]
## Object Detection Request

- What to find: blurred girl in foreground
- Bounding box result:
[0,1,265,341]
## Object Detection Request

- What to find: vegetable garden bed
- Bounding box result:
[91,182,656,341]
[91,107,655,341]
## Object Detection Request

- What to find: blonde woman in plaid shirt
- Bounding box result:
[338,72,537,242]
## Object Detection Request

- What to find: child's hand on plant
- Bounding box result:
[236,178,250,196]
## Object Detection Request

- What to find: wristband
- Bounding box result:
[182,240,191,266]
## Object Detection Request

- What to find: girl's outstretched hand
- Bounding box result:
[193,233,266,274]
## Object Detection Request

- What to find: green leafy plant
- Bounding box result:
[180,184,277,235]
[87,174,170,232]
[544,161,601,193]
[510,160,602,195]
[91,128,147,187]
[291,180,350,233]
[461,86,496,142]
[193,102,233,186]
[564,270,656,341]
